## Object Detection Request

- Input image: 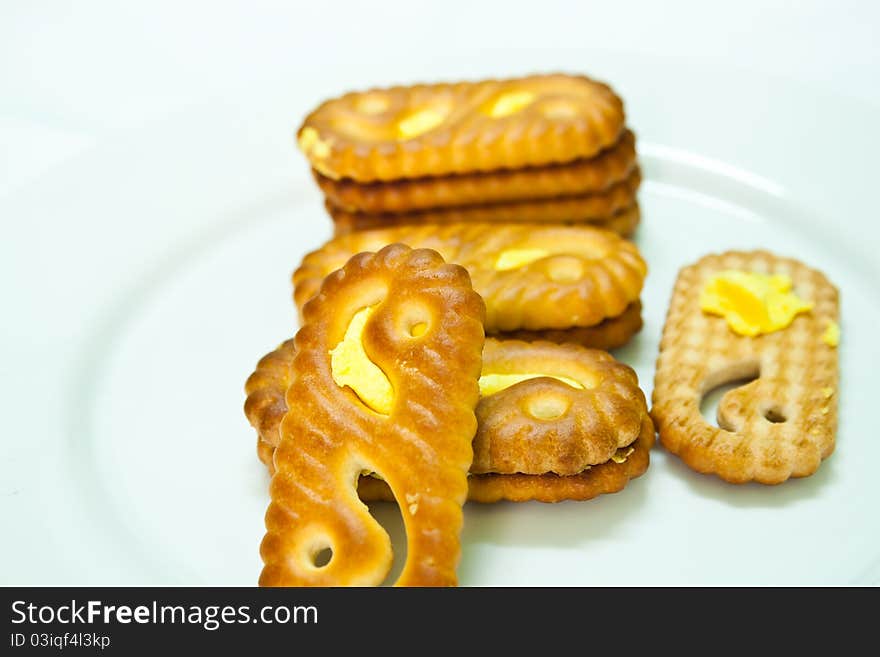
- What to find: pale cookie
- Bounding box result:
[260,244,485,586]
[314,130,637,213]
[294,222,647,332]
[651,250,840,484]
[297,73,625,181]
[325,168,640,232]
[247,337,652,503]
[494,300,643,350]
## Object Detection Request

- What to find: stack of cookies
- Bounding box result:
[248,244,654,586]
[297,73,641,237]
[292,222,646,351]
[243,73,844,587]
[247,72,659,587]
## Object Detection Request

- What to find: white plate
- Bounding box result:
[3,51,879,585]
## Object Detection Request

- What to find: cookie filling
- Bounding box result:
[396,105,449,139]
[494,248,549,270]
[822,319,840,347]
[329,305,394,414]
[700,270,813,336]
[298,126,331,160]
[485,90,535,118]
[478,372,583,397]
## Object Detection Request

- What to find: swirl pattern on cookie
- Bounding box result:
[298,73,626,181]
[473,338,646,475]
[247,337,652,503]
[294,222,646,332]
[651,250,839,484]
[260,244,484,586]
[314,130,637,213]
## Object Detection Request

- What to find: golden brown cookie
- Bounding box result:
[294,222,647,332]
[297,73,626,181]
[331,202,642,238]
[493,300,643,350]
[651,250,840,484]
[357,417,654,504]
[314,130,637,213]
[260,244,485,586]
[472,339,646,475]
[244,338,295,469]
[247,337,652,503]
[325,167,639,230]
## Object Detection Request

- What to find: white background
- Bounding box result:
[2,1,879,585]
[3,0,879,197]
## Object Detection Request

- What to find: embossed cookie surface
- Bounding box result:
[295,222,646,332]
[260,244,484,586]
[330,203,641,239]
[298,73,625,181]
[247,337,652,503]
[494,300,643,350]
[357,417,654,504]
[314,130,638,213]
[473,339,646,475]
[651,250,840,484]
[326,173,640,236]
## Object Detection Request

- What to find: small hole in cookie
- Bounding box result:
[763,407,787,423]
[396,301,433,340]
[312,547,333,568]
[360,479,408,586]
[699,370,759,430]
[527,393,570,420]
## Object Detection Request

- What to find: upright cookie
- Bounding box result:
[651,251,840,484]
[260,244,485,586]
[294,222,647,332]
[247,338,652,504]
[244,302,644,467]
[297,73,625,181]
[314,130,638,214]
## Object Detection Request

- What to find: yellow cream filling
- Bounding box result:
[494,248,550,271]
[396,106,447,139]
[298,126,331,159]
[478,373,584,398]
[822,320,840,347]
[486,91,535,118]
[329,306,394,414]
[700,270,813,336]
[610,446,635,464]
